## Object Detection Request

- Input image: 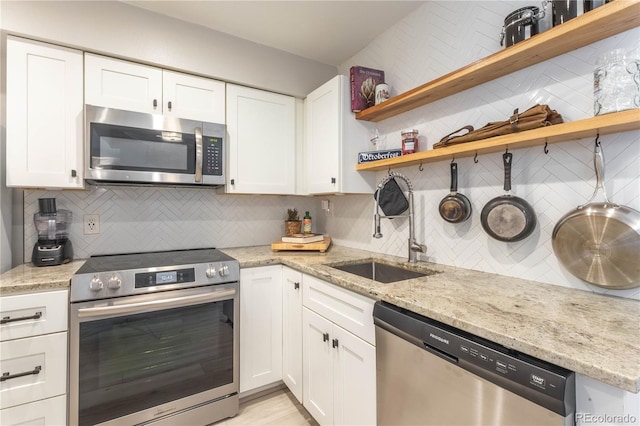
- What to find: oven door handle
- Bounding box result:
[77,289,235,318]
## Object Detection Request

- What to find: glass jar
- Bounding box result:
[594,48,640,116]
[401,129,419,155]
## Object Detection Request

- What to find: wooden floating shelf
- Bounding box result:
[355,109,640,171]
[355,0,640,123]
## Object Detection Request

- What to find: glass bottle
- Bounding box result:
[401,129,419,155]
[303,211,312,234]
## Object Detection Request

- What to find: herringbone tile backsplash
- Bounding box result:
[23,1,639,299]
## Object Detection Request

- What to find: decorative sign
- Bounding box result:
[358,149,402,164]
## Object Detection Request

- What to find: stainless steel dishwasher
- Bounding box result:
[374,302,575,426]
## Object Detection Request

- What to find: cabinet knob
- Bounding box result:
[294,282,300,290]
[153,99,158,108]
[323,332,329,342]
[71,169,77,177]
[332,338,339,349]
[168,101,172,111]
[230,179,235,185]
[331,177,336,184]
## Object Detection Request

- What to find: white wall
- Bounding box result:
[0,35,10,273]
[323,1,640,299]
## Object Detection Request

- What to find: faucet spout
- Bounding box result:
[373,172,427,263]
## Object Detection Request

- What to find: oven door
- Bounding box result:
[69,283,238,426]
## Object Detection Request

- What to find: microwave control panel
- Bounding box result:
[204,136,223,176]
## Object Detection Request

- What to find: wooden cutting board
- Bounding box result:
[271,237,332,252]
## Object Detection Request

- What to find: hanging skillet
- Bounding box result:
[481,152,536,242]
[552,140,640,289]
[439,161,471,223]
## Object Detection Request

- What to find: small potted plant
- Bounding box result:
[285,208,302,237]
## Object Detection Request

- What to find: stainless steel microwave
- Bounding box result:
[85,105,225,186]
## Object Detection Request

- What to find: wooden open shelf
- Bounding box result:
[355,109,640,171]
[355,0,640,123]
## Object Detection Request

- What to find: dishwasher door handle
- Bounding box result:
[423,342,458,364]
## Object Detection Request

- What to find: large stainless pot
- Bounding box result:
[552,140,640,289]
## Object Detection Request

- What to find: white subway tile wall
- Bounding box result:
[24,187,316,260]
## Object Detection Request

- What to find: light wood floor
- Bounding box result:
[214,388,318,426]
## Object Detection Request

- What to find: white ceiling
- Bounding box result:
[123,1,425,66]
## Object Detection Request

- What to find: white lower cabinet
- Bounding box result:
[0,394,67,426]
[282,267,303,403]
[239,266,283,393]
[0,290,69,425]
[302,275,376,426]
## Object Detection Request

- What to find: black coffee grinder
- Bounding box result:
[32,198,74,266]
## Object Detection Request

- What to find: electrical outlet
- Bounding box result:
[84,214,100,235]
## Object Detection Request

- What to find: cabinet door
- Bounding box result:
[305,76,341,194]
[163,70,225,122]
[282,267,303,403]
[0,332,67,410]
[302,308,334,426]
[332,326,376,426]
[226,84,296,194]
[0,394,66,426]
[6,37,83,188]
[85,53,163,114]
[239,266,283,393]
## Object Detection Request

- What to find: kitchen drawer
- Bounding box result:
[302,274,375,345]
[0,332,67,409]
[0,290,68,341]
[0,394,66,425]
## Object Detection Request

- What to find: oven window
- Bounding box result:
[77,300,234,426]
[90,123,196,173]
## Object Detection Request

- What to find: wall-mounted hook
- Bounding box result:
[595,133,601,148]
[451,156,455,164]
[473,152,478,164]
[419,163,424,172]
[543,141,549,154]
[387,167,392,175]
[505,147,509,154]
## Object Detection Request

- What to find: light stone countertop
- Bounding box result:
[1,245,638,394]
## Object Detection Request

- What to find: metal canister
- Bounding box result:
[500,6,541,47]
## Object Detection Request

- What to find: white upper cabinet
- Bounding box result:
[162,70,225,123]
[6,36,84,188]
[84,53,162,114]
[304,75,375,194]
[85,54,225,122]
[226,84,296,194]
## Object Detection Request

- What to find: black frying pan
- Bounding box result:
[481,152,536,242]
[439,162,471,223]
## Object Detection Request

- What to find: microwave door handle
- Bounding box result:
[194,127,203,183]
[77,289,235,318]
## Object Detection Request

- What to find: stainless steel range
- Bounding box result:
[69,248,239,426]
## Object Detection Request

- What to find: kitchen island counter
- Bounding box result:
[1,245,638,394]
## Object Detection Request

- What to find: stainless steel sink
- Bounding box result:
[328,261,436,283]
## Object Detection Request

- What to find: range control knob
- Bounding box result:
[107,275,122,289]
[206,265,217,279]
[219,265,229,277]
[89,276,103,291]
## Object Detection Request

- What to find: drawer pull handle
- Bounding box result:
[1,365,42,382]
[1,311,42,325]
[332,338,339,349]
[322,332,329,342]
[294,282,300,290]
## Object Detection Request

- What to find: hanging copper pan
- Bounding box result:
[552,140,640,289]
